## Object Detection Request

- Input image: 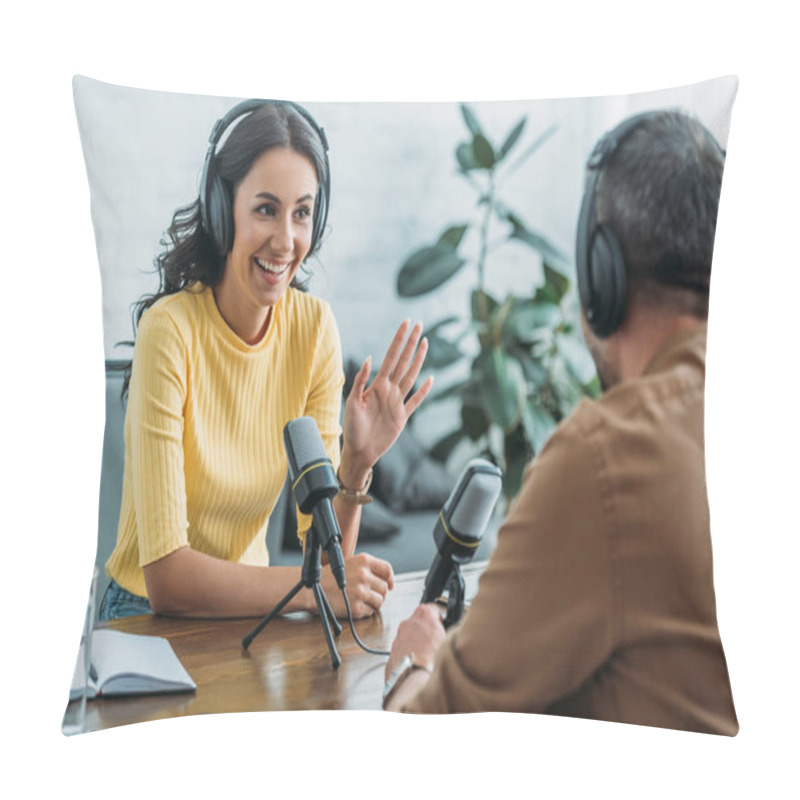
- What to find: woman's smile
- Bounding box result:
[254,256,292,276]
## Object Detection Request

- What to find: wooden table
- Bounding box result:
[63,563,485,733]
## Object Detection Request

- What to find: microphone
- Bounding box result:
[421,458,503,606]
[283,417,347,589]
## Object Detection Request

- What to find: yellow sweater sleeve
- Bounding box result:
[127,305,191,566]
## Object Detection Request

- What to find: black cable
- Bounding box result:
[342,589,390,657]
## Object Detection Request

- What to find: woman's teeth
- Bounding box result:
[255,258,290,275]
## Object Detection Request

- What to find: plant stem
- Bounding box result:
[477,170,495,293]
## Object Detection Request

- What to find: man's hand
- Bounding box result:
[385,603,446,680]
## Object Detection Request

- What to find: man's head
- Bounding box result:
[576,110,726,387]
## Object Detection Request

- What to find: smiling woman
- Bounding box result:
[101,99,433,622]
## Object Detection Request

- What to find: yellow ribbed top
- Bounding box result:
[106,284,343,598]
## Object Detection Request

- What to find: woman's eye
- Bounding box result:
[295,206,312,220]
[256,203,276,217]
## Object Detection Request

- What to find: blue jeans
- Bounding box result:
[99,579,153,621]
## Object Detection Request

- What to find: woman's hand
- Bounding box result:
[340,320,433,486]
[320,552,395,618]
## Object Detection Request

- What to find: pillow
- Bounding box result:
[68,75,739,738]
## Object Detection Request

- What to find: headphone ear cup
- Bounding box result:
[205,167,233,256]
[587,223,627,338]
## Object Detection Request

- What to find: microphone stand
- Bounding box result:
[242,523,343,670]
[443,566,466,629]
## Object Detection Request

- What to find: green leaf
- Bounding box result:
[534,283,560,306]
[522,401,558,453]
[504,122,557,173]
[397,244,467,297]
[472,133,496,169]
[549,358,586,411]
[510,347,549,391]
[503,300,562,344]
[584,374,601,398]
[475,348,526,431]
[430,429,464,463]
[498,117,527,160]
[426,333,464,369]
[543,262,570,302]
[490,296,515,339]
[471,289,499,323]
[503,424,531,498]
[456,142,479,172]
[558,333,596,384]
[460,104,483,137]
[437,224,469,250]
[423,316,461,338]
[462,402,490,441]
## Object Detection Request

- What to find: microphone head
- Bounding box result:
[283,416,329,478]
[446,459,503,539]
[435,459,502,561]
[422,458,503,605]
[283,417,338,512]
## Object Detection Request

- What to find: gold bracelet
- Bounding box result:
[336,466,373,505]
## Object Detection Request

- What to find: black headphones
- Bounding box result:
[575,112,659,339]
[199,98,331,259]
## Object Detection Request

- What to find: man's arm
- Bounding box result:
[385,410,616,714]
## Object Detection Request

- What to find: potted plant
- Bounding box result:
[396,104,598,500]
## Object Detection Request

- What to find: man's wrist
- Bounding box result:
[383,660,432,712]
[382,652,433,710]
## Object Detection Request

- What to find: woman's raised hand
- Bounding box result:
[341,320,433,478]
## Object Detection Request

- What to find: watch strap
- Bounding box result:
[382,653,432,709]
[336,466,373,505]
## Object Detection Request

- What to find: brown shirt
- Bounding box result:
[402,324,738,735]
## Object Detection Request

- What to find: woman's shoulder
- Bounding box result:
[283,286,331,319]
[139,285,209,332]
[279,288,339,352]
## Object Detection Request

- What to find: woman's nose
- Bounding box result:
[270,214,293,252]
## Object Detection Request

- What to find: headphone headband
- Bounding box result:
[199,98,330,259]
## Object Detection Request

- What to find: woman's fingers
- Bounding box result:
[361,552,394,589]
[339,553,395,617]
[397,335,429,397]
[389,322,424,384]
[349,355,372,402]
[404,375,434,417]
[376,319,412,381]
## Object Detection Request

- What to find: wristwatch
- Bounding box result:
[382,652,432,709]
[336,466,373,505]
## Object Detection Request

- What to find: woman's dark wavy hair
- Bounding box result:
[119,102,329,399]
